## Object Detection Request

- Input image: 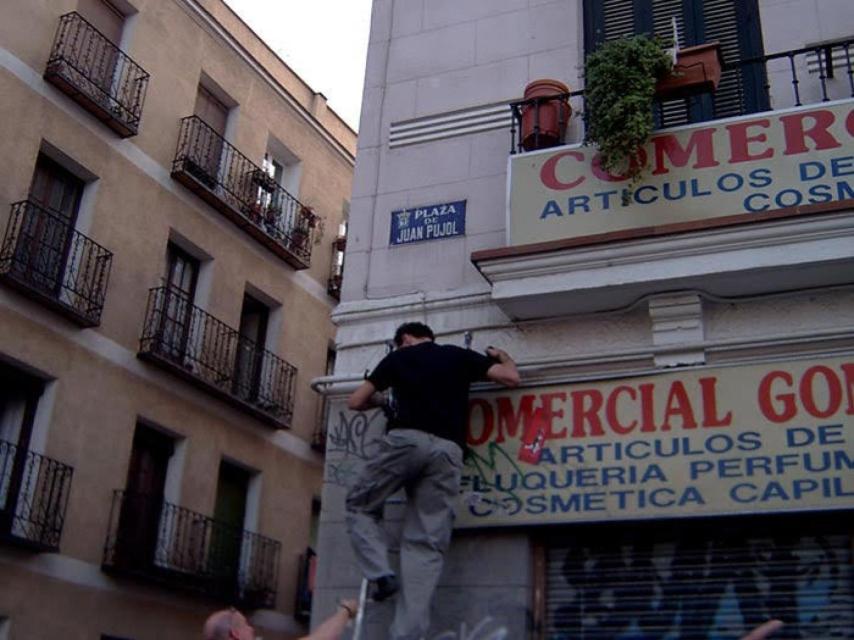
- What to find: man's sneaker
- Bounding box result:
[372,574,399,601]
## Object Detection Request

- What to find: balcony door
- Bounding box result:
[211,461,250,596]
[0,363,43,539]
[191,85,229,187]
[12,156,83,296]
[116,426,174,570]
[77,0,124,103]
[156,244,199,364]
[584,0,768,126]
[233,294,269,404]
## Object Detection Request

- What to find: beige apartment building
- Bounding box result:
[0,1,354,638]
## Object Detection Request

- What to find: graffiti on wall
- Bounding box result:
[548,533,853,639]
[324,408,386,488]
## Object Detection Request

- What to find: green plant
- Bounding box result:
[584,35,672,198]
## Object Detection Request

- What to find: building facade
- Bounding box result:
[0,0,355,638]
[316,0,854,638]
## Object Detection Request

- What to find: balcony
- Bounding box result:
[0,199,113,327]
[508,39,854,154]
[103,491,280,609]
[474,40,854,319]
[138,287,297,428]
[0,439,74,552]
[171,116,318,269]
[44,12,149,137]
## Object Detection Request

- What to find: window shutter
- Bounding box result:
[584,0,767,127]
[700,0,748,119]
[602,0,636,41]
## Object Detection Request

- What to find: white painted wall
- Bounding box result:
[316,0,854,634]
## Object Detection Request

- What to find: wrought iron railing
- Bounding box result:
[103,490,280,609]
[0,200,113,326]
[171,116,318,267]
[138,286,297,427]
[44,12,150,137]
[510,38,854,153]
[0,438,74,551]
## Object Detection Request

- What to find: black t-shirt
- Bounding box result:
[368,342,494,449]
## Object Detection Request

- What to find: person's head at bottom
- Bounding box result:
[203,608,255,640]
[393,321,434,348]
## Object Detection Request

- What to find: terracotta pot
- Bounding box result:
[521,79,571,151]
[655,42,723,101]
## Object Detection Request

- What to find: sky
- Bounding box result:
[222,0,373,131]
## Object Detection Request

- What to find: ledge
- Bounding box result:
[472,201,854,320]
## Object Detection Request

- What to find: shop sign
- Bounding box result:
[390,200,466,246]
[508,99,854,246]
[457,356,854,527]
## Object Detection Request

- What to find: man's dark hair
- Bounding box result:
[393,322,435,347]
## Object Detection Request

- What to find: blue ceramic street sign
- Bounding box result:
[389,200,466,246]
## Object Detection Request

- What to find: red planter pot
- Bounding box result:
[521,79,571,151]
[655,42,723,101]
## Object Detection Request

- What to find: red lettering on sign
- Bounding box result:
[781,109,842,155]
[758,370,797,423]
[467,398,494,445]
[652,128,719,175]
[539,392,568,438]
[570,389,604,437]
[494,395,535,443]
[661,381,698,430]
[591,149,647,183]
[605,385,638,434]
[843,363,854,415]
[639,383,657,432]
[699,377,733,427]
[727,120,773,163]
[800,365,842,418]
[540,151,585,190]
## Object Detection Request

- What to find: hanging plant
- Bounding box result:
[584,35,672,200]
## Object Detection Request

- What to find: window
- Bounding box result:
[233,293,270,403]
[0,361,43,452]
[8,155,85,298]
[76,0,126,97]
[190,83,232,182]
[0,617,9,640]
[0,361,70,550]
[212,460,251,582]
[113,424,175,571]
[584,0,768,126]
[157,243,199,362]
[194,84,229,137]
[266,136,302,199]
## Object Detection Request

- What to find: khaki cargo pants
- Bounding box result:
[346,428,463,640]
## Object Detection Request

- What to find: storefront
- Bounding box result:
[459,357,853,637]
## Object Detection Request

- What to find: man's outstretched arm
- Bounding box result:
[297,600,357,640]
[348,380,379,410]
[485,347,520,387]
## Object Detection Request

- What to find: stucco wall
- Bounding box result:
[0,0,355,636]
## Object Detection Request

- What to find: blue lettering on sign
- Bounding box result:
[390,200,466,245]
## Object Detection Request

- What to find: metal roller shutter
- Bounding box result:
[543,515,854,639]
